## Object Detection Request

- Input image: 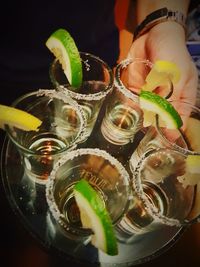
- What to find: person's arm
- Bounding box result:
[126,0,198,106]
[133,0,191,42]
[125,0,190,35]
[135,0,190,24]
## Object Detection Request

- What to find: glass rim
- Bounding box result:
[115,57,173,100]
[46,148,131,233]
[5,89,87,155]
[114,58,153,102]
[50,51,114,101]
[155,100,200,156]
[131,148,200,227]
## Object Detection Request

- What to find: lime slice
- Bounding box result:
[178,155,200,187]
[0,104,42,131]
[139,90,183,129]
[142,60,181,92]
[142,109,164,128]
[185,117,200,152]
[186,155,200,174]
[74,179,118,256]
[46,28,82,87]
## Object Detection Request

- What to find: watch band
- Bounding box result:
[133,7,186,40]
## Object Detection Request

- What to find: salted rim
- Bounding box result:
[50,52,114,101]
[130,148,199,227]
[6,89,87,155]
[115,58,173,100]
[155,101,200,156]
[114,58,153,103]
[46,148,131,234]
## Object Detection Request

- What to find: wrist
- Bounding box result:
[133,7,186,41]
[149,21,186,41]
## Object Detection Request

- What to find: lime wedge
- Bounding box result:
[186,155,200,174]
[74,179,118,256]
[46,28,82,87]
[142,60,181,92]
[178,155,200,187]
[185,117,200,152]
[139,90,183,129]
[0,104,42,131]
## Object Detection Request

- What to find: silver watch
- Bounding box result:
[134,7,186,40]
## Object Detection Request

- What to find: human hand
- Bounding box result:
[127,21,198,106]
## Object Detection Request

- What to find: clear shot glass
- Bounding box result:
[129,101,200,170]
[100,58,146,146]
[5,89,86,185]
[116,147,200,243]
[100,57,174,146]
[46,148,130,242]
[50,52,114,141]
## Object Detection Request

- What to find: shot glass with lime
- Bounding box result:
[130,92,199,169]
[3,89,86,185]
[116,148,200,243]
[46,148,131,255]
[100,58,178,146]
[46,29,113,141]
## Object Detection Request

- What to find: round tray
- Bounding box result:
[1,137,184,267]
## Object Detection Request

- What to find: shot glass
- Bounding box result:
[100,58,174,146]
[100,59,146,146]
[50,52,114,140]
[46,148,130,241]
[129,101,200,170]
[116,147,200,243]
[5,89,86,185]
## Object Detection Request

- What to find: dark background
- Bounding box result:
[1,0,200,266]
